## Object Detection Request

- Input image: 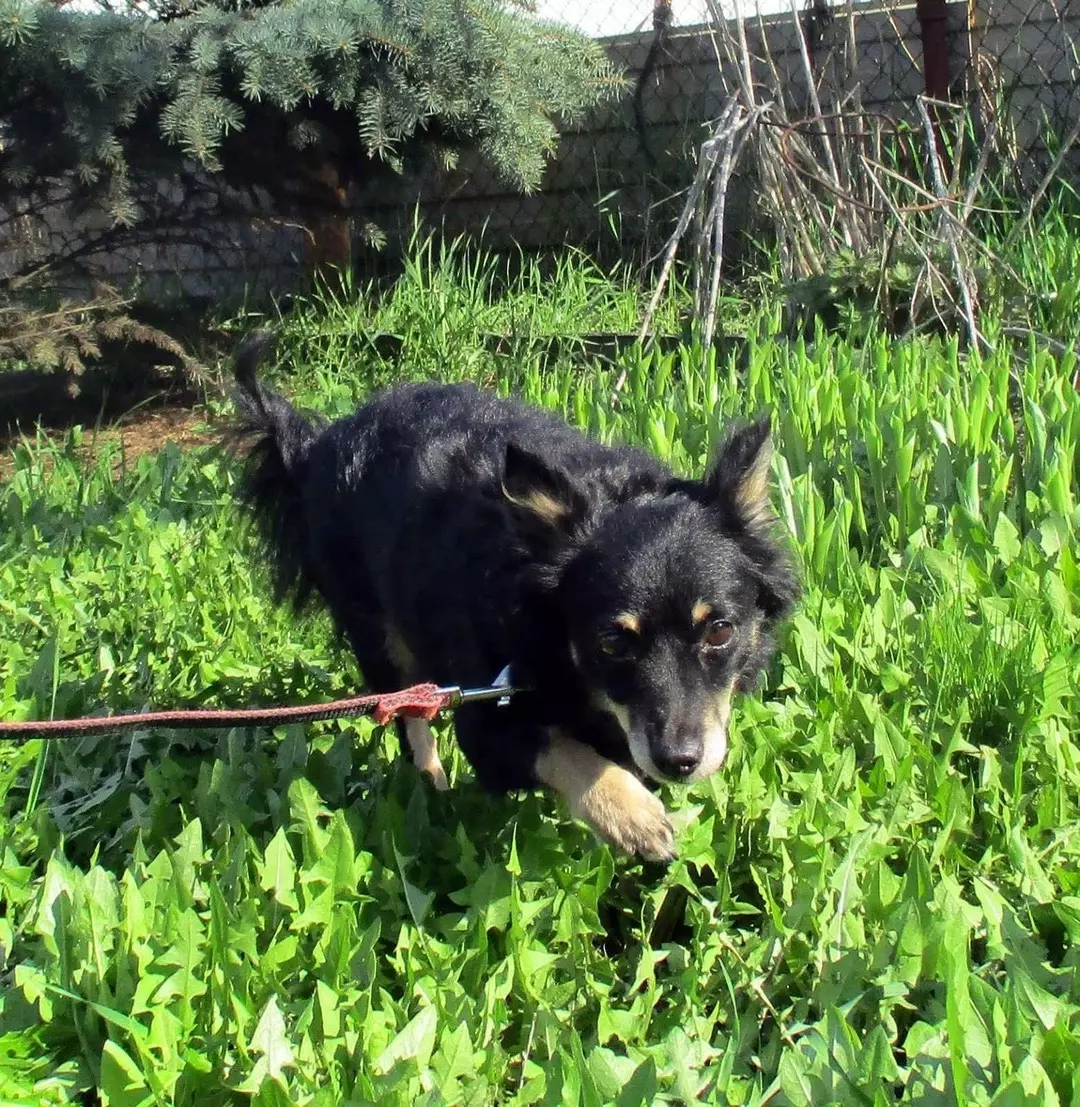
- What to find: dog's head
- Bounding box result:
[502,416,799,784]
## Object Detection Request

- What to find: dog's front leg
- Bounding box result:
[402,718,450,791]
[535,732,675,861]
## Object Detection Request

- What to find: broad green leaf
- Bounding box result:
[588,1047,638,1102]
[857,1025,901,1085]
[392,839,434,928]
[260,828,299,910]
[99,1040,152,1107]
[244,995,295,1090]
[992,513,1022,564]
[433,1021,474,1089]
[303,811,356,894]
[288,777,330,860]
[374,1005,438,1076]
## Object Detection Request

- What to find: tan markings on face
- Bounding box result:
[385,624,415,678]
[534,732,675,860]
[594,692,661,782]
[403,717,449,791]
[597,681,736,784]
[691,600,713,625]
[594,693,630,738]
[749,619,762,649]
[501,484,569,527]
[735,435,775,526]
[615,612,641,634]
[693,678,736,781]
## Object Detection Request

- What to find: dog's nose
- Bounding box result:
[653,749,701,780]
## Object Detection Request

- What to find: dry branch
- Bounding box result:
[636,0,1078,350]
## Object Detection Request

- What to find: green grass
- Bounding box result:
[225,227,695,400]
[1,230,1079,1105]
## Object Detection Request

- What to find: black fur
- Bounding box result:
[232,332,799,803]
[232,332,325,610]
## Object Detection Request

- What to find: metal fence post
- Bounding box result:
[916,0,953,171]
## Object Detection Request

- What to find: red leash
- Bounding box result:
[0,677,523,743]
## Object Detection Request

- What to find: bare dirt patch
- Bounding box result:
[0,361,225,480]
[0,403,223,480]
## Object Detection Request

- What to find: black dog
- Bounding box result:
[232,334,798,860]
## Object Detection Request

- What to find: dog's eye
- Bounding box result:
[597,630,635,661]
[703,619,735,650]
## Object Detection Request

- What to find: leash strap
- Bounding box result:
[0,676,525,743]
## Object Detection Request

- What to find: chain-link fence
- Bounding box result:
[370,0,1079,265]
[961,0,1079,175]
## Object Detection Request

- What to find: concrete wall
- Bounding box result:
[0,177,304,304]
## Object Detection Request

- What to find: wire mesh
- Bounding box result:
[959,0,1080,180]
[392,0,1080,263]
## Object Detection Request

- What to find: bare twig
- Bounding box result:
[787,0,845,223]
[701,104,769,347]
[916,96,981,351]
[619,94,768,393]
[632,97,742,348]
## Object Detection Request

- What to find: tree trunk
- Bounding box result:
[301,154,351,280]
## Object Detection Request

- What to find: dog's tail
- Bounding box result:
[231,330,320,610]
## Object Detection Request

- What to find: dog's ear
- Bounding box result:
[698,415,776,530]
[502,441,588,548]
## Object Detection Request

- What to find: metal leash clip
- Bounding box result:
[443,664,522,709]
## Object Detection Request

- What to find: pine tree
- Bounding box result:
[0,0,625,278]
